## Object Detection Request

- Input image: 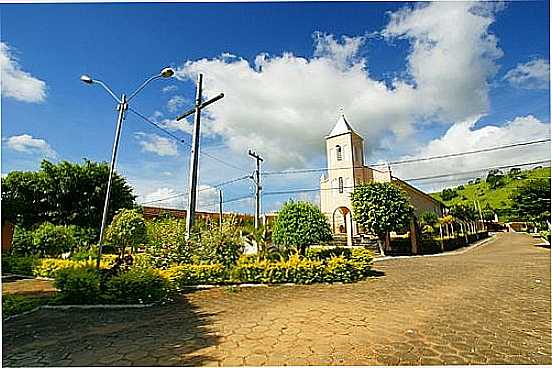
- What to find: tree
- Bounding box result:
[449,204,478,222]
[105,209,147,257]
[351,182,414,250]
[486,169,505,189]
[1,159,135,230]
[272,201,332,255]
[440,188,458,201]
[510,178,551,225]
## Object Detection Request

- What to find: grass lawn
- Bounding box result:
[430,167,550,221]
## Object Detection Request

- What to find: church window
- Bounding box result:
[339,177,344,193]
[336,145,342,161]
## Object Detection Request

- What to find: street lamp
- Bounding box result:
[81,67,175,268]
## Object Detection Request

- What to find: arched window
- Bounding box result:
[336,145,342,161]
[339,177,344,193]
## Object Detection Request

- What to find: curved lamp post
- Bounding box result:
[80,67,175,268]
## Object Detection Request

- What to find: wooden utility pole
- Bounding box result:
[248,150,263,229]
[219,190,223,232]
[175,74,224,240]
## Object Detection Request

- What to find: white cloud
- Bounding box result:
[0,42,46,103]
[138,184,226,212]
[167,95,187,112]
[174,2,503,169]
[391,115,551,192]
[134,132,179,156]
[4,134,57,158]
[160,118,193,135]
[162,85,178,93]
[140,187,184,208]
[503,58,550,90]
[150,111,164,120]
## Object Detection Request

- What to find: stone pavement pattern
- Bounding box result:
[3,232,550,366]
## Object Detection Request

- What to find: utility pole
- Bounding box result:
[219,189,223,232]
[248,150,263,229]
[176,74,224,240]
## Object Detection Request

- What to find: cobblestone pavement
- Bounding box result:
[3,232,550,366]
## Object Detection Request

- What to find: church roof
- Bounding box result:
[327,114,357,138]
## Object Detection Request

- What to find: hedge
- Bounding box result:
[54,267,172,305]
[164,248,374,286]
[2,256,116,278]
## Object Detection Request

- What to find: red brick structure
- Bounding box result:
[142,206,254,224]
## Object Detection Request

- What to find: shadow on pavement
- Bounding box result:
[2,293,221,366]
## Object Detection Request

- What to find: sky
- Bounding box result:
[1,1,550,215]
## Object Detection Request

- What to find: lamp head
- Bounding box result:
[80,75,93,84]
[160,67,175,78]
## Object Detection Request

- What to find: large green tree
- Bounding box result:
[1,159,135,229]
[510,178,551,224]
[351,182,414,249]
[272,200,332,255]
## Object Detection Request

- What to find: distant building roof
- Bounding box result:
[327,114,358,138]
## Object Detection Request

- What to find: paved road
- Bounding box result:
[3,232,550,366]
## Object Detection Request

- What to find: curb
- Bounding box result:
[3,303,155,322]
[179,282,336,290]
[373,235,497,262]
[1,274,54,281]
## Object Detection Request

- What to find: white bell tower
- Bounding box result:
[321,112,365,245]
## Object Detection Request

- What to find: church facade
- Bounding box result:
[320,114,444,245]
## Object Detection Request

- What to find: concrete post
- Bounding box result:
[410,219,418,255]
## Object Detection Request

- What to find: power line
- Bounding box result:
[261,138,551,176]
[137,175,251,206]
[402,160,551,182]
[387,138,550,165]
[128,107,250,173]
[128,107,188,144]
[262,160,551,196]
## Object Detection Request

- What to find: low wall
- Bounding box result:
[389,231,489,256]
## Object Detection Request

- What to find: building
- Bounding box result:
[320,114,444,245]
[142,206,254,224]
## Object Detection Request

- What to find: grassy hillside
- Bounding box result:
[430,166,551,221]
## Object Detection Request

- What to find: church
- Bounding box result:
[320,114,444,246]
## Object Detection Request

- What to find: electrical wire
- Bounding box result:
[137,175,252,205]
[128,107,250,173]
[262,160,551,196]
[261,138,551,176]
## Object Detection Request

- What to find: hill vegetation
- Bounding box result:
[431,166,551,222]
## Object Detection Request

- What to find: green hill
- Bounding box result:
[430,166,551,221]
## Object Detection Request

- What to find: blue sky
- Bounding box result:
[1,1,550,214]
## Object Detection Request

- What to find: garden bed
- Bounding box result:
[1,247,375,307]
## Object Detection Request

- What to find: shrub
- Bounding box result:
[10,222,76,257]
[54,267,102,304]
[33,222,77,257]
[105,209,147,256]
[191,218,244,267]
[2,256,39,275]
[69,226,99,248]
[70,246,100,261]
[145,216,191,267]
[2,295,51,318]
[419,211,439,227]
[2,256,114,278]
[272,201,333,255]
[10,225,34,256]
[162,264,227,288]
[306,247,352,260]
[323,257,363,283]
[105,268,170,304]
[349,247,374,268]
